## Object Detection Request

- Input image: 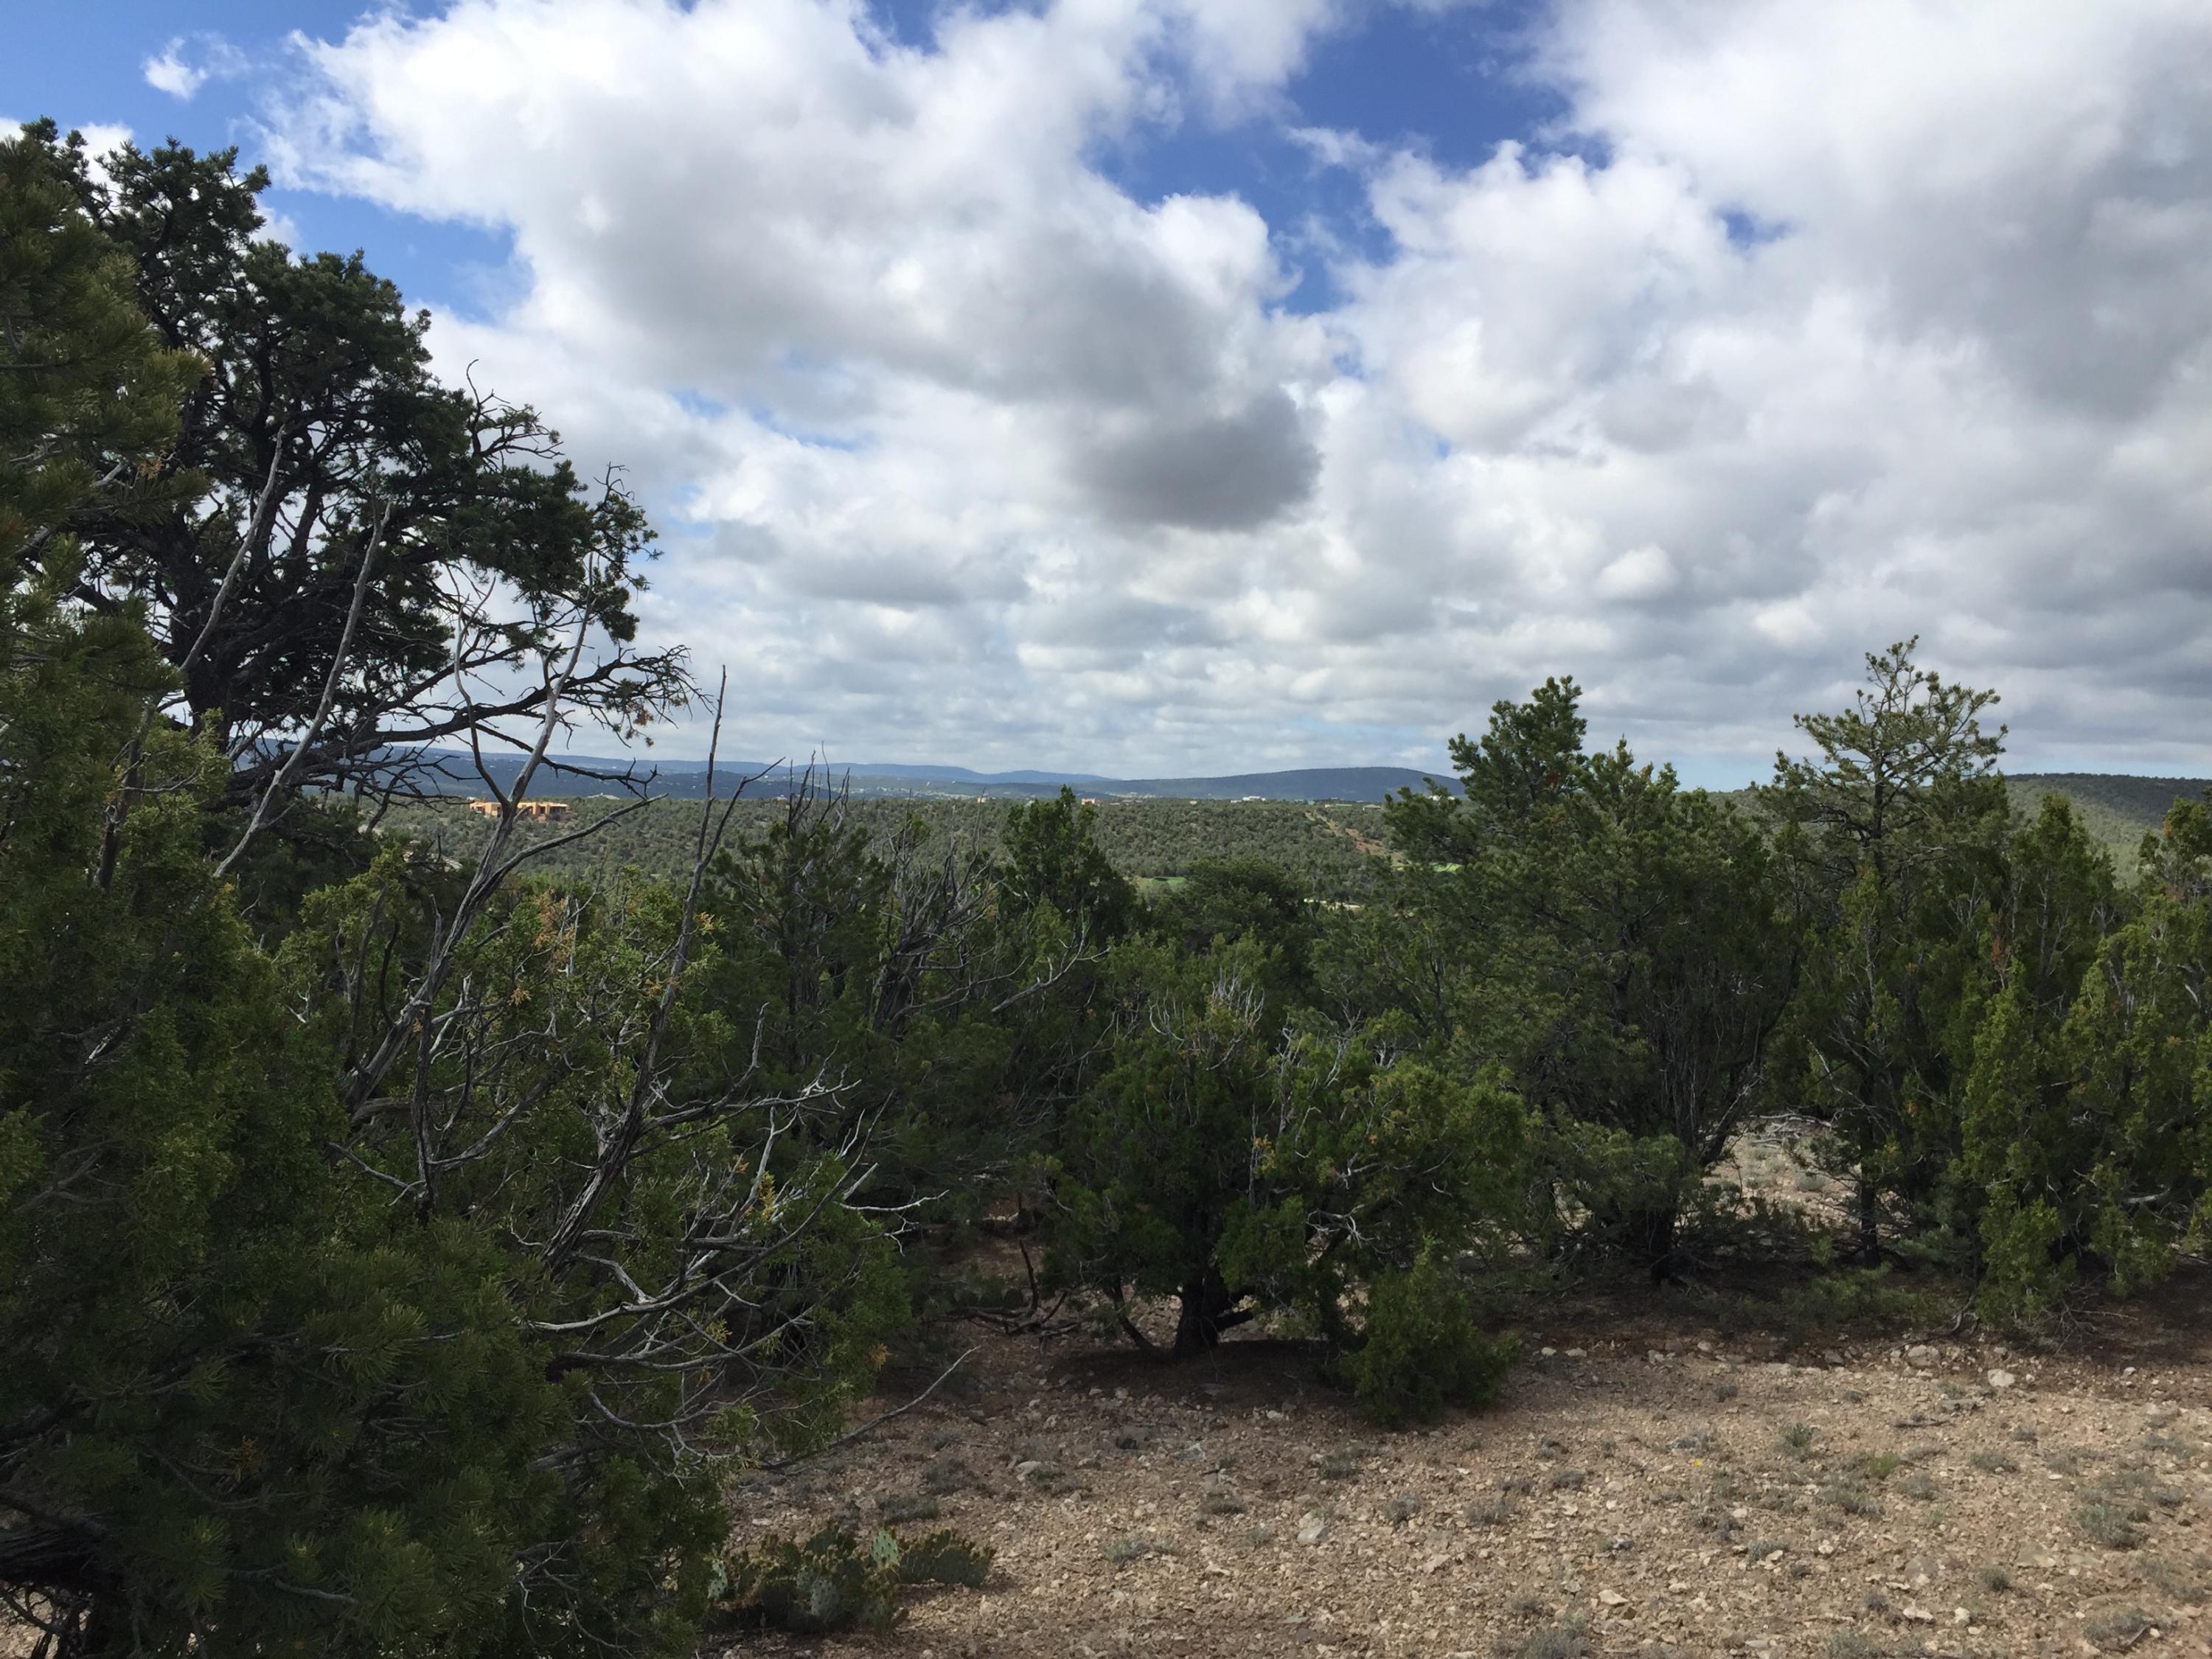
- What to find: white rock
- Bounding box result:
[1296,1514,1327,1546]
[1905,1344,1938,1368]
[1987,1368,2017,1389]
[1599,1589,1628,1607]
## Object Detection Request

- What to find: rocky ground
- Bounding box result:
[723,1259,2212,1659]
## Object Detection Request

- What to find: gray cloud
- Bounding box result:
[1071,389,1319,529]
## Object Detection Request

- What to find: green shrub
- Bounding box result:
[2138,1555,2209,1601]
[1336,1245,1517,1426]
[1505,1621,1590,1658]
[1047,939,1526,1365]
[2084,1607,2164,1651]
[1822,1480,1882,1517]
[2078,1497,2150,1551]
[715,1525,994,1632]
[895,1528,994,1587]
[717,1527,902,1634]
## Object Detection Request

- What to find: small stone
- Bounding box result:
[1540,1346,1557,1357]
[1952,1608,1971,1625]
[1987,1368,2017,1389]
[1816,1540,1836,1557]
[1422,1554,1449,1574]
[1564,1348,1587,1359]
[1296,1513,1328,1546]
[1901,1605,1935,1624]
[1905,1345,1938,1368]
[1599,1589,1628,1607]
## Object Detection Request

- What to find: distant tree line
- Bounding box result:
[7,122,2212,1657]
[377,793,1389,895]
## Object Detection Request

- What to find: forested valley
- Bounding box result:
[11,126,2212,1658]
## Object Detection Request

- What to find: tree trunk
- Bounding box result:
[1854,1133,1882,1262]
[1622,1206,1681,1284]
[1171,1267,1250,1357]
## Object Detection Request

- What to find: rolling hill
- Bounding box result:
[394,751,1441,803]
[2009,773,2208,866]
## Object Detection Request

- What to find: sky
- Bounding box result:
[10,0,2212,785]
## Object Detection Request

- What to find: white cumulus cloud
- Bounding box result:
[257,0,2212,779]
[144,43,208,100]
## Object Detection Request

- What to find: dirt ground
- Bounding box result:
[725,1258,2212,1659]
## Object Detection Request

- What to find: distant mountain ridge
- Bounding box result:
[404,751,1441,802]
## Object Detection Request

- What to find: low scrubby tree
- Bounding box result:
[1,122,900,1658]
[20,122,689,826]
[1043,934,1524,1408]
[1378,678,1799,1275]
[1961,799,2212,1324]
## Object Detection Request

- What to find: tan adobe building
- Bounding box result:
[465,799,574,822]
